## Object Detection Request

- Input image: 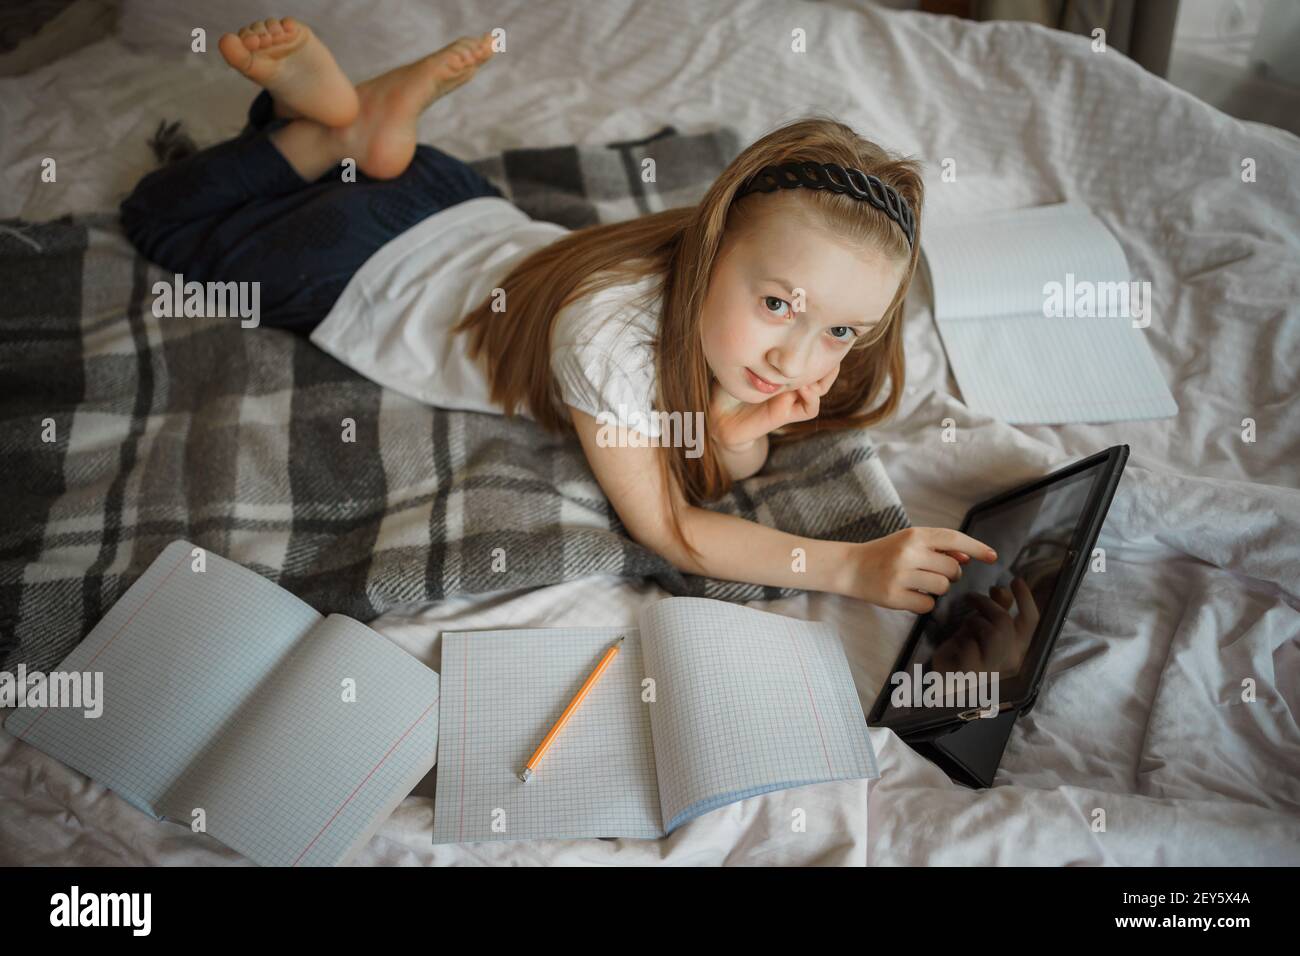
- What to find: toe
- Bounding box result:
[267,19,284,37]
[219,32,253,69]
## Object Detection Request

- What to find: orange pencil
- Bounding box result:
[519,636,624,783]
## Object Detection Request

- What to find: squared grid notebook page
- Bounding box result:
[2,539,321,820]
[923,202,1176,424]
[640,597,878,834]
[431,628,660,844]
[158,613,440,867]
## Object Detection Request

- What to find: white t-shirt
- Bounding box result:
[309,196,663,438]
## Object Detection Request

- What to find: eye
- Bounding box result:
[828,326,859,344]
[762,295,790,317]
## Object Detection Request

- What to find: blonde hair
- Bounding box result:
[451,115,924,564]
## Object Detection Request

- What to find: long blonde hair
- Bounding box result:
[452,115,924,563]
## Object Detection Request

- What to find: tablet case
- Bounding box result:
[909,707,1020,790]
[906,688,1039,789]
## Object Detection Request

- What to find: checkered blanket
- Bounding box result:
[0,126,910,673]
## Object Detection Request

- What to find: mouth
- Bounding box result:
[744,367,784,394]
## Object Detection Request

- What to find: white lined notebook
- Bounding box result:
[923,202,1178,424]
[431,597,878,844]
[2,539,440,867]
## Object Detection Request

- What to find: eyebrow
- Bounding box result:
[761,276,873,329]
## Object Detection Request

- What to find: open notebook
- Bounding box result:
[431,597,878,843]
[2,539,440,867]
[923,202,1178,424]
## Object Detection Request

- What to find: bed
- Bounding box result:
[1,0,1296,866]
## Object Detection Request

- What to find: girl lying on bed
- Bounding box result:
[119,16,997,614]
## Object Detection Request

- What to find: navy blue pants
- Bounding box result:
[119,90,504,334]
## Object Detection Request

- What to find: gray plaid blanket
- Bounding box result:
[0,126,910,673]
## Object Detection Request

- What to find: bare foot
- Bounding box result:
[218,17,359,127]
[333,33,496,180]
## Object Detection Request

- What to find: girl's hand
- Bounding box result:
[844,528,998,613]
[710,365,840,451]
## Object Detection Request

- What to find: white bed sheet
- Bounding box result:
[1,0,1296,866]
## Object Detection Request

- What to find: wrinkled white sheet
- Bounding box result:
[1,0,1296,866]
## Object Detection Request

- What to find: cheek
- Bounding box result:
[815,356,843,380]
[703,309,752,362]
[796,354,844,389]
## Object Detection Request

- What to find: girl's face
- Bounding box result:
[701,205,907,404]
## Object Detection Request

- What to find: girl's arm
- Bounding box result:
[665,498,857,593]
[714,433,769,482]
[569,406,849,593]
[568,406,997,610]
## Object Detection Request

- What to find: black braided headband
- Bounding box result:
[734,161,916,249]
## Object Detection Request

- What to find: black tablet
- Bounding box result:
[868,444,1129,737]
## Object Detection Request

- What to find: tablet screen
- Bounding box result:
[880,460,1104,719]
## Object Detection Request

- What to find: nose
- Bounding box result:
[765,340,810,383]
